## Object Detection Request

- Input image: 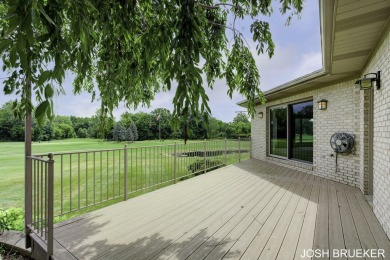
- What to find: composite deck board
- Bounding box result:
[337,187,363,256]
[156,179,275,260]
[102,173,270,259]
[68,169,258,258]
[313,184,330,260]
[56,167,245,238]
[294,182,320,260]
[276,184,312,260]
[168,181,294,260]
[221,181,294,259]
[328,185,347,260]
[258,182,306,260]
[152,164,284,260]
[51,159,390,260]
[202,179,287,260]
[238,181,299,259]
[188,181,295,260]
[353,190,390,258]
[345,188,380,258]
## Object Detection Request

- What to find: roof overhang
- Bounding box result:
[238,0,390,107]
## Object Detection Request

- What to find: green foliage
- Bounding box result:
[0,208,24,235]
[125,128,134,142]
[128,112,154,141]
[112,122,126,142]
[233,112,250,124]
[87,109,115,140]
[77,128,87,138]
[187,159,224,176]
[0,0,303,130]
[0,102,24,141]
[0,102,250,141]
[130,121,138,141]
[150,108,172,140]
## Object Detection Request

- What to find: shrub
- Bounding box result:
[187,159,224,176]
[0,208,24,235]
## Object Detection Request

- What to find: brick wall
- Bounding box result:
[364,28,390,237]
[252,81,361,187]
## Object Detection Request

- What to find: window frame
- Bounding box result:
[268,98,313,164]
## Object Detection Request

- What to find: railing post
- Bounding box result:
[47,153,54,259]
[25,156,32,248]
[204,140,207,174]
[173,143,177,184]
[238,137,241,162]
[224,138,227,165]
[124,145,128,201]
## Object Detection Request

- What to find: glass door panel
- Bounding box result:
[270,107,288,157]
[290,101,313,162]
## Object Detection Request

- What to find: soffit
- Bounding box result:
[331,0,390,76]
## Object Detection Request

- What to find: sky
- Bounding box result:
[0,1,322,123]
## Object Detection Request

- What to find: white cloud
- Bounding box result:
[292,51,323,78]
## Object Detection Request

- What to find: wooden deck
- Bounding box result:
[52,159,390,259]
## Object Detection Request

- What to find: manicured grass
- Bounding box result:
[0,139,172,209]
[0,138,250,217]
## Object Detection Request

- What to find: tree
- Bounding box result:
[0,0,303,131]
[126,128,134,143]
[130,121,138,141]
[53,116,73,126]
[77,128,87,138]
[231,113,251,138]
[42,121,53,141]
[120,112,134,129]
[57,124,76,139]
[0,102,24,141]
[87,109,115,139]
[150,108,172,140]
[70,116,92,134]
[131,112,153,141]
[233,113,250,124]
[112,122,126,142]
[207,117,226,139]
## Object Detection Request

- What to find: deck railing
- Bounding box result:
[31,138,250,218]
[26,154,54,259]
[26,138,250,258]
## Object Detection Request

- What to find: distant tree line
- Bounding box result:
[0,102,250,142]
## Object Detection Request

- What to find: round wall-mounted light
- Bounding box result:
[258,112,264,119]
[317,99,328,110]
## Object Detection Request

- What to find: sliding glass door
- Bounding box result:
[269,100,313,163]
[290,101,313,162]
[270,106,288,157]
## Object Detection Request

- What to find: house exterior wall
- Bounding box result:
[251,25,390,239]
[364,28,390,238]
[252,81,361,187]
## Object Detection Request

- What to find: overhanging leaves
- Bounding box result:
[0,0,304,129]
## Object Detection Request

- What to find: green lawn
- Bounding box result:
[0,138,249,220]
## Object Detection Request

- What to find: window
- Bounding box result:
[269,100,313,163]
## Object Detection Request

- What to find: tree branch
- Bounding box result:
[195,2,242,11]
[208,21,251,49]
